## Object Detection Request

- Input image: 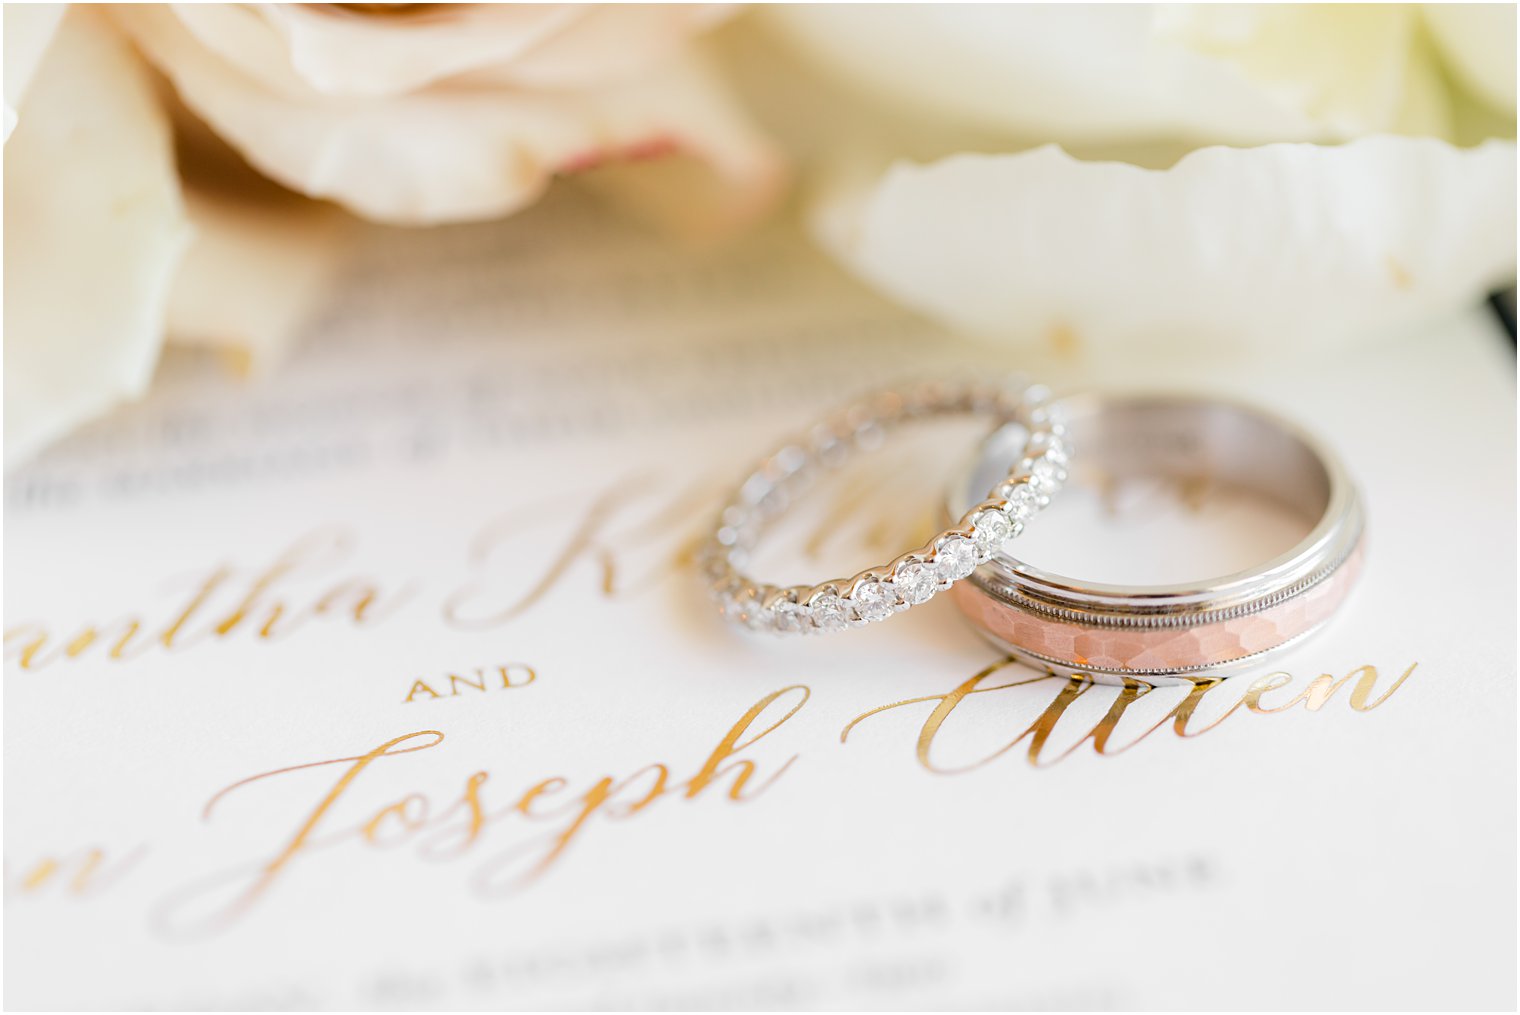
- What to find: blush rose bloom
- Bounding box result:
[111,3,784,228]
[5,4,783,468]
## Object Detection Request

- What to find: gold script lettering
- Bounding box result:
[156,687,809,938]
[441,478,719,629]
[6,529,413,673]
[843,659,1416,772]
[7,846,145,898]
[168,730,446,934]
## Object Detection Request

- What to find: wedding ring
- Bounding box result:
[703,378,1070,634]
[947,393,1364,682]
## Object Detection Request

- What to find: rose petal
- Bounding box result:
[1424,4,1518,116]
[3,9,189,469]
[814,137,1516,359]
[163,4,734,98]
[765,5,1450,146]
[114,5,782,226]
[3,3,66,140]
[1153,6,1451,139]
[256,3,734,95]
[490,4,734,90]
[167,4,574,98]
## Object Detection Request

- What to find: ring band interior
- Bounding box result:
[963,399,1330,535]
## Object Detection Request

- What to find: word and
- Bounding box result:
[403,664,537,703]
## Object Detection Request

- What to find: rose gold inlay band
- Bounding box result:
[946,394,1366,680]
[951,541,1363,676]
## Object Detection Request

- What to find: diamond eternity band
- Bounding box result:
[701,378,1069,635]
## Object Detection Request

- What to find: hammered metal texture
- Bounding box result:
[951,543,1363,674]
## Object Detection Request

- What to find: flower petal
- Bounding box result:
[3,9,189,468]
[765,5,1450,146]
[114,5,781,227]
[1154,5,1450,139]
[489,4,735,90]
[169,3,575,97]
[1424,4,1518,116]
[2,3,66,140]
[163,4,735,98]
[814,137,1516,360]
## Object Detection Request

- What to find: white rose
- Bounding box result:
[1425,3,1517,117]
[753,4,1516,360]
[4,6,188,468]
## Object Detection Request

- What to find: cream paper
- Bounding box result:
[4,190,1514,1010]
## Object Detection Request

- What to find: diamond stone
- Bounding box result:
[715,584,745,621]
[934,536,978,581]
[895,562,937,604]
[1031,456,1065,486]
[810,592,849,631]
[735,588,771,631]
[970,509,1013,554]
[1004,485,1040,520]
[772,599,807,634]
[1007,480,1041,504]
[852,580,898,622]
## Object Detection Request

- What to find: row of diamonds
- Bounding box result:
[786,478,1060,631]
[706,380,1070,635]
[717,450,1069,634]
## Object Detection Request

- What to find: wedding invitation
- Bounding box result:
[5,191,1515,1010]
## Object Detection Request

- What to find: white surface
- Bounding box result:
[4,192,1515,1010]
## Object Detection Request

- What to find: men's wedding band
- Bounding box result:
[948,393,1365,682]
[703,378,1069,634]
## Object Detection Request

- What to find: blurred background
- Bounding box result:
[5,3,1516,471]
